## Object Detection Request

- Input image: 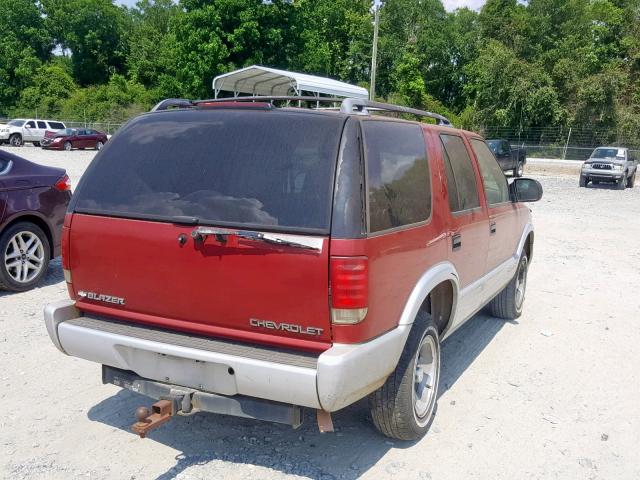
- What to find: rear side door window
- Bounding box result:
[37,121,47,129]
[470,139,510,205]
[362,121,431,233]
[440,134,480,212]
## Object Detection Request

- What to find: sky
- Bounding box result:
[115,0,485,13]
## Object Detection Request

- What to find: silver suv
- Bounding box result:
[580,147,637,189]
[0,119,67,147]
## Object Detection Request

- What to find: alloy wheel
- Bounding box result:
[412,334,439,426]
[515,257,528,311]
[4,231,45,283]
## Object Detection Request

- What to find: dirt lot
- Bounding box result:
[1,147,639,480]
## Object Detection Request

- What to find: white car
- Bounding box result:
[0,119,67,147]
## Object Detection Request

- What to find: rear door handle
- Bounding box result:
[452,233,462,251]
[490,222,497,235]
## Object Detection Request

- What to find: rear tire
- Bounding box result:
[369,311,440,441]
[9,133,22,147]
[33,141,41,147]
[0,222,51,292]
[579,175,587,187]
[488,253,529,320]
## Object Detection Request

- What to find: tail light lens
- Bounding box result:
[330,256,368,324]
[54,174,71,191]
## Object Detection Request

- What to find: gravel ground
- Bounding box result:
[1,146,639,480]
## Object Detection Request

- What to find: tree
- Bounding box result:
[0,0,52,112]
[13,64,77,118]
[126,0,182,98]
[43,0,129,86]
[294,0,373,85]
[465,41,564,132]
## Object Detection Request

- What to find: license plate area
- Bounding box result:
[114,346,238,395]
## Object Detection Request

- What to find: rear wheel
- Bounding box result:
[488,253,528,320]
[369,311,440,440]
[0,222,51,292]
[64,141,72,151]
[33,141,41,147]
[9,133,22,147]
[579,175,587,187]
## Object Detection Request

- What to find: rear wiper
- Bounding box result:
[191,226,321,251]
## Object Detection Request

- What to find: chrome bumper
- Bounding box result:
[45,299,409,412]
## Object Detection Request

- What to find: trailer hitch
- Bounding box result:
[132,392,193,438]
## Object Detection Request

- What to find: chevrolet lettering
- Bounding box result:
[249,318,324,336]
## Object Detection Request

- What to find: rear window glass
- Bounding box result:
[73,110,345,233]
[363,121,431,232]
[48,122,65,130]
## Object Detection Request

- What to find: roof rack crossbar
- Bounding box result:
[150,96,453,126]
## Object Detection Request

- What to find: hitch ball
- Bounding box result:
[135,406,151,422]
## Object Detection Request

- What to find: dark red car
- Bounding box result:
[0,149,71,291]
[41,128,108,151]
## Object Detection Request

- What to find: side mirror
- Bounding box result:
[511,178,543,203]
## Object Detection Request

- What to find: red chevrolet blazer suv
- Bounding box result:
[44,97,542,440]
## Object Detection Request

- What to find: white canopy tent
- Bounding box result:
[212,65,368,99]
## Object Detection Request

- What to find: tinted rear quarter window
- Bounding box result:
[363,121,431,232]
[440,134,480,212]
[73,110,345,233]
[48,122,65,130]
[470,139,510,205]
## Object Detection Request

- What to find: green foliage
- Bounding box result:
[0,0,51,113]
[42,0,129,86]
[0,0,638,145]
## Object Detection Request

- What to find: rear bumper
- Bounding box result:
[44,299,410,412]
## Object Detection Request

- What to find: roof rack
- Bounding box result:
[151,96,452,127]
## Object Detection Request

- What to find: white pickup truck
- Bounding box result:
[0,119,67,147]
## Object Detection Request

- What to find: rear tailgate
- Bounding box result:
[66,108,345,351]
[69,214,332,349]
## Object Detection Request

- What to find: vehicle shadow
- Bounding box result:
[86,311,507,480]
[585,182,623,190]
[0,256,63,298]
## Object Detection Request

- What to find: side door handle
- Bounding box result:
[452,233,462,251]
[490,221,497,235]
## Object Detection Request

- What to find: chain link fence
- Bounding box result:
[479,126,640,161]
